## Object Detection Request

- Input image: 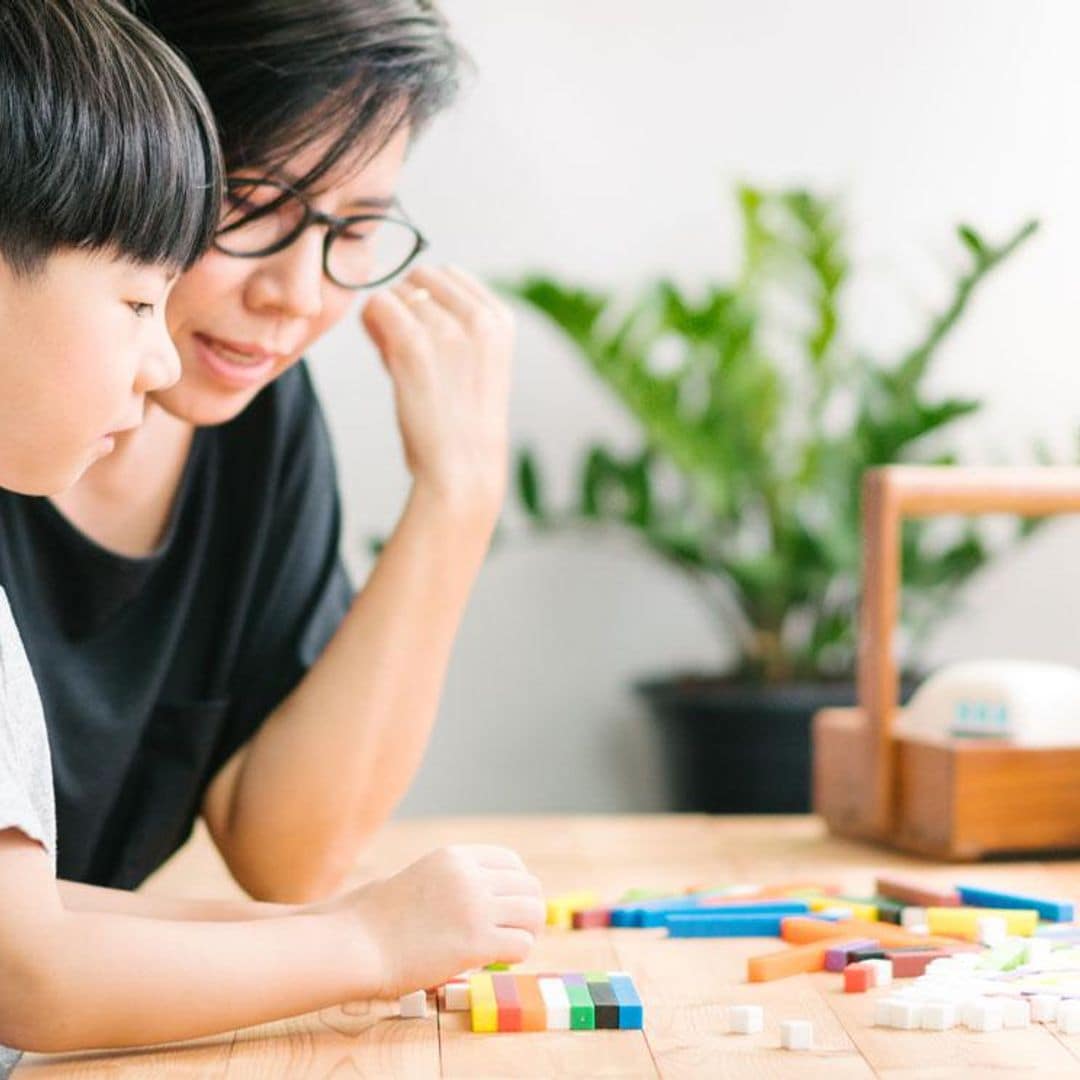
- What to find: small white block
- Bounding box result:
[893,1001,923,1030]
[399,989,428,1019]
[780,1019,813,1050]
[1001,997,1031,1029]
[1057,999,1080,1035]
[726,1004,764,1035]
[1024,939,1053,967]
[1031,994,1062,1022]
[976,916,1008,947]
[863,958,893,989]
[963,998,1004,1032]
[921,1002,958,1031]
[900,906,928,930]
[874,997,903,1028]
[443,982,470,1012]
[908,923,930,935]
[538,977,571,1031]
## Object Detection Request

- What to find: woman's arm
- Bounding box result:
[202,265,514,903]
[58,880,299,920]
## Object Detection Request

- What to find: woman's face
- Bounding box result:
[158,125,411,427]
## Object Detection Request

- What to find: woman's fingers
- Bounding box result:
[442,264,513,323]
[389,277,458,337]
[405,265,487,329]
[360,289,422,363]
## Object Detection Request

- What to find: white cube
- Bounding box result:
[727,1005,764,1035]
[1001,997,1031,1029]
[872,993,898,1028]
[921,1002,958,1031]
[1057,999,1080,1035]
[399,989,429,1019]
[901,906,928,930]
[963,998,1004,1032]
[976,916,1008,947]
[862,958,894,988]
[780,1019,813,1051]
[443,982,470,1012]
[892,1001,922,1030]
[1030,994,1062,1022]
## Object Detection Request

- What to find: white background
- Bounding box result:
[304,1,1080,814]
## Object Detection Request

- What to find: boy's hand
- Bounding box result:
[361,265,514,521]
[332,844,544,998]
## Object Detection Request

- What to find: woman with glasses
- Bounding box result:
[0,0,520,906]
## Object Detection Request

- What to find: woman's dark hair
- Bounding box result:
[132,0,463,193]
[0,0,223,278]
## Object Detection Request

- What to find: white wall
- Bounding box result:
[305,0,1080,814]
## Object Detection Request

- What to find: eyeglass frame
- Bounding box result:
[213,176,429,291]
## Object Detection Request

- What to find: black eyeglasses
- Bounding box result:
[214,177,428,290]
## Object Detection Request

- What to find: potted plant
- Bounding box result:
[502,186,1044,813]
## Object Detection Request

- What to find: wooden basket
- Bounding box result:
[814,465,1080,859]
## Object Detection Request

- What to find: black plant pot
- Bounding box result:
[638,676,859,814]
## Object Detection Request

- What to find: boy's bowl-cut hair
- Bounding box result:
[0,0,224,278]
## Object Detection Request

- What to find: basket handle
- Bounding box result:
[858,465,1080,834]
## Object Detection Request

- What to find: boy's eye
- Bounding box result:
[128,302,154,319]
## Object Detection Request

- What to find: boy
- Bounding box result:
[0,2,542,1071]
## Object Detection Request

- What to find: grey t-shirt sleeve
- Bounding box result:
[0,588,56,867]
[0,588,57,1078]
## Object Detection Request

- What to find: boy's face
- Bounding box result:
[0,250,181,495]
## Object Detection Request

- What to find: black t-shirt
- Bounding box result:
[0,363,353,888]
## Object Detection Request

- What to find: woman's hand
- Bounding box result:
[361,265,514,521]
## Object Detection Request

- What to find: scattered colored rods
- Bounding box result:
[544,876,1077,991]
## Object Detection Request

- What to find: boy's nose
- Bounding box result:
[137,328,183,394]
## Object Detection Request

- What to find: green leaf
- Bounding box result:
[516,448,546,523]
[958,224,988,263]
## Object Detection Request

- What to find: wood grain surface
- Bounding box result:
[17,815,1080,1078]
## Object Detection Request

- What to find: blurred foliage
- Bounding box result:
[503,187,1046,683]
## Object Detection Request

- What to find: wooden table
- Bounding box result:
[18,815,1080,1078]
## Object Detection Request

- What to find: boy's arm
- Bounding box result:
[57,880,300,921]
[0,830,543,1055]
[0,830,367,1053]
